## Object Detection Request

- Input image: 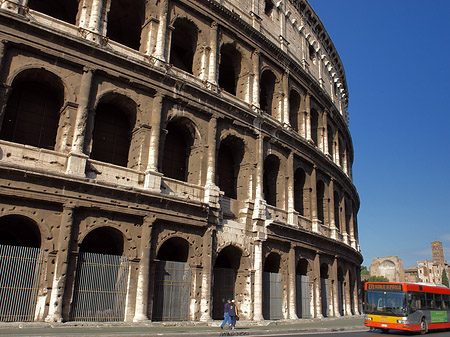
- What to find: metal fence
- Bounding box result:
[0,244,43,322]
[69,252,129,322]
[262,271,282,320]
[212,267,236,319]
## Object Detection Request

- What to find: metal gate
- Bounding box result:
[212,267,235,319]
[153,260,191,321]
[320,278,329,317]
[262,271,282,320]
[296,274,311,318]
[0,244,43,322]
[338,280,343,315]
[69,252,129,322]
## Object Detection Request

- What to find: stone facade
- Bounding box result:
[369,257,405,282]
[417,241,449,285]
[0,0,361,323]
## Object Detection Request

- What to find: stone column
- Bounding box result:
[344,268,351,315]
[205,116,220,206]
[282,71,289,126]
[145,93,163,191]
[253,131,266,219]
[0,41,10,130]
[88,0,104,37]
[1,0,25,12]
[332,256,339,317]
[253,240,264,320]
[133,216,154,321]
[353,265,360,315]
[154,0,169,63]
[45,205,75,322]
[287,151,297,225]
[311,166,318,233]
[305,92,311,141]
[208,22,218,84]
[329,178,337,239]
[67,68,93,176]
[252,50,260,108]
[323,110,328,154]
[200,227,213,321]
[288,245,297,319]
[313,252,322,318]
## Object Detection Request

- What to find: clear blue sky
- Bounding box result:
[308,0,450,268]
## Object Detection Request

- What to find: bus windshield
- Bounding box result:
[365,290,408,316]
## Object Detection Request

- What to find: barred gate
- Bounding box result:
[69,252,129,322]
[0,244,43,322]
[262,271,282,320]
[212,267,235,319]
[338,280,343,315]
[153,260,191,321]
[296,274,311,318]
[320,278,329,317]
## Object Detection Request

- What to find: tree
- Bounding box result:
[443,269,449,287]
[367,276,389,282]
[361,265,369,277]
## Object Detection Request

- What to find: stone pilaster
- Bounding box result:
[199,227,213,321]
[253,240,264,320]
[204,116,220,206]
[145,93,163,191]
[208,22,218,84]
[252,50,260,108]
[154,0,169,63]
[288,245,297,319]
[313,252,322,318]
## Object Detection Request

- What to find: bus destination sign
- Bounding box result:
[367,283,403,291]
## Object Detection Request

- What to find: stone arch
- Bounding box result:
[263,154,280,207]
[218,43,242,96]
[316,179,326,224]
[217,134,245,199]
[259,68,279,118]
[90,92,137,167]
[156,236,190,263]
[264,252,281,273]
[79,226,125,256]
[161,116,199,183]
[289,88,301,132]
[0,68,65,150]
[27,0,79,25]
[334,190,341,231]
[0,214,41,248]
[327,123,335,158]
[320,262,330,317]
[294,167,306,216]
[169,17,198,74]
[106,0,146,51]
[263,251,282,320]
[296,257,311,318]
[310,107,319,146]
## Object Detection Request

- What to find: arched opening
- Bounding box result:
[263,252,282,320]
[0,215,41,248]
[79,227,124,255]
[339,137,345,168]
[169,18,197,74]
[0,215,42,322]
[345,198,351,235]
[316,180,325,224]
[320,263,329,317]
[338,267,344,316]
[161,120,193,182]
[27,0,78,24]
[156,237,189,262]
[90,100,133,167]
[212,245,243,320]
[334,191,340,231]
[218,44,241,95]
[259,70,276,117]
[294,168,306,215]
[264,0,274,16]
[310,108,319,145]
[107,0,145,51]
[263,154,280,207]
[1,71,63,150]
[327,126,334,157]
[71,227,129,322]
[296,258,311,318]
[289,90,301,132]
[217,136,244,199]
[349,270,355,315]
[153,237,191,321]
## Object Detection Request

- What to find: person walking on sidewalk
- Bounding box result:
[229,299,239,330]
[220,299,231,329]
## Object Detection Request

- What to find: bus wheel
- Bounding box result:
[420,318,428,335]
[381,328,389,334]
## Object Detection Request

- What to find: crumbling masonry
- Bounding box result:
[0,0,362,322]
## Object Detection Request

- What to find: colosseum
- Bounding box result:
[0,0,361,323]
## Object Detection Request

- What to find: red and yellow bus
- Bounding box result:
[364,282,450,334]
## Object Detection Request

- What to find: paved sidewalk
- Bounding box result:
[0,316,366,336]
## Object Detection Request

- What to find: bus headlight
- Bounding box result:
[397,317,408,324]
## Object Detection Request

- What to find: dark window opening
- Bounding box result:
[310,109,319,145]
[218,44,241,95]
[309,44,316,61]
[170,18,197,74]
[27,0,78,24]
[1,81,61,150]
[91,102,131,167]
[296,258,308,275]
[260,70,276,116]
[215,246,242,270]
[264,252,280,273]
[162,122,192,182]
[327,127,333,157]
[264,0,274,16]
[289,90,300,132]
[316,180,325,223]
[263,154,280,207]
[157,237,189,262]
[107,0,145,50]
[0,215,41,248]
[320,263,328,279]
[294,168,306,215]
[334,191,340,231]
[79,227,124,256]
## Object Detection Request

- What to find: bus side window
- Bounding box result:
[426,293,434,310]
[434,294,442,310]
[443,294,450,310]
[418,292,426,310]
[409,292,417,313]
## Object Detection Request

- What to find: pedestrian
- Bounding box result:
[229,299,239,330]
[220,299,231,329]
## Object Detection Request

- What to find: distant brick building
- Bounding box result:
[369,256,405,282]
[417,241,449,285]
